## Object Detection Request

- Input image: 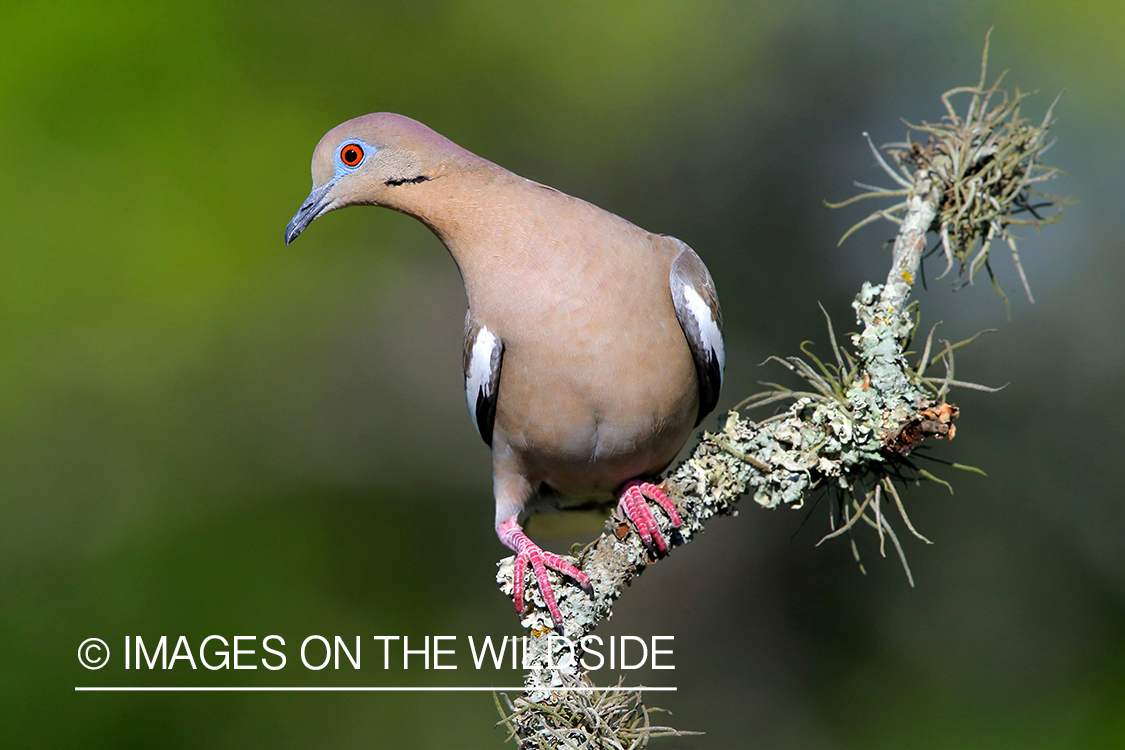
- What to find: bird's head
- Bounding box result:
[284,112,480,245]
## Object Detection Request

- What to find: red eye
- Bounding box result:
[340,143,364,167]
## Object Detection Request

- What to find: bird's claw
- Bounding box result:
[500,517,591,630]
[618,480,682,557]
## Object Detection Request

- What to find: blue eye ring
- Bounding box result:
[340,142,365,167]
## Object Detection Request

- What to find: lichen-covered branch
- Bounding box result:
[495,34,1062,749]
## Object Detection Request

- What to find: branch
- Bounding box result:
[495,32,1063,749]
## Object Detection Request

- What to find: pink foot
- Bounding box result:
[498,517,591,632]
[618,480,682,556]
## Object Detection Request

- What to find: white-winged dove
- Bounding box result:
[286,114,724,630]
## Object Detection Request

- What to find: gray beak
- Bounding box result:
[285,182,334,245]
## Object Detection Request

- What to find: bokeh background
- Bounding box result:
[3,0,1123,747]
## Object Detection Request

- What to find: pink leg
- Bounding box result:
[497,517,591,632]
[618,480,682,556]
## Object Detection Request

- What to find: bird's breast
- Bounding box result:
[491,306,699,497]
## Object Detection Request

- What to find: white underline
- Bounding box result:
[75,686,676,693]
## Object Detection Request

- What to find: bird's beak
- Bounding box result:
[285,182,335,245]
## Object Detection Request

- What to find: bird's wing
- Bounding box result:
[463,310,505,446]
[668,238,725,426]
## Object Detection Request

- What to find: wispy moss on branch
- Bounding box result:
[828,29,1064,305]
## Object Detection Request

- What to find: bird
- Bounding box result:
[285,114,724,631]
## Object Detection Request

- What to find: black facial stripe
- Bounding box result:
[384,175,432,186]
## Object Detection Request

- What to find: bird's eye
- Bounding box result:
[340,144,364,167]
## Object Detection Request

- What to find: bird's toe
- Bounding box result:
[618,480,682,557]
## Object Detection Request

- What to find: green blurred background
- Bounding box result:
[3,0,1122,747]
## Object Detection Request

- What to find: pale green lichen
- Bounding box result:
[495,677,699,750]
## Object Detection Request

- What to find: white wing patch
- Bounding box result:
[668,238,724,426]
[465,325,501,434]
[682,285,725,386]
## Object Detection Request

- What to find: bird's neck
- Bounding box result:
[385,166,551,305]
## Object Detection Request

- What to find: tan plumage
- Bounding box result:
[287,113,724,630]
